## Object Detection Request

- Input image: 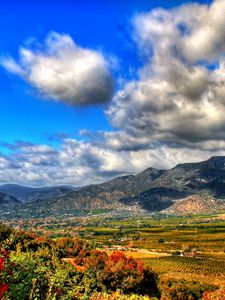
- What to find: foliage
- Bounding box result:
[71,250,160,297]
[0,223,11,242]
[0,223,159,299]
[0,249,9,299]
[89,290,156,299]
[160,279,216,300]
[201,286,225,300]
[1,215,224,300]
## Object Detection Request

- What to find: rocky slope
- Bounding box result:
[153,156,225,196]
[163,195,225,215]
[1,156,225,217]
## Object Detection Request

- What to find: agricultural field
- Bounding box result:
[3,211,225,288]
[143,256,225,285]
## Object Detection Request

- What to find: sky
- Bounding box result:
[1,0,225,186]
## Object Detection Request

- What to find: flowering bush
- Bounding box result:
[202,287,225,300]
[0,223,160,300]
[0,249,9,299]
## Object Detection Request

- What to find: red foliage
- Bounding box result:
[108,251,125,263]
[0,258,4,271]
[55,287,62,297]
[0,250,9,271]
[104,251,159,296]
[202,287,225,300]
[26,232,38,239]
[106,251,144,277]
[69,250,157,294]
[0,284,8,299]
[0,249,10,299]
[68,249,107,272]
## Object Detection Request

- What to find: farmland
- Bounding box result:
[3,211,225,289]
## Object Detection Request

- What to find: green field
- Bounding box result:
[4,211,225,288]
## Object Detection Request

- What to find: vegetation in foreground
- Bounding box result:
[0,222,160,299]
[1,213,225,299]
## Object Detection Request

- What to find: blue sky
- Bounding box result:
[0,0,210,147]
[2,0,225,186]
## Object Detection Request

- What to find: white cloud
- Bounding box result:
[181,0,225,62]
[1,32,114,105]
[1,138,223,186]
[134,0,225,63]
[0,57,25,76]
[106,0,225,148]
[1,1,225,186]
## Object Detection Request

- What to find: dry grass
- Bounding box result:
[105,249,169,259]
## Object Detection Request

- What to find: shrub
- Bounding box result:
[0,223,12,243]
[72,250,160,297]
[160,279,216,300]
[0,249,9,299]
[89,290,154,299]
[0,224,160,299]
[201,286,225,300]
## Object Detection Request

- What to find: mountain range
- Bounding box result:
[1,156,225,218]
[0,184,75,203]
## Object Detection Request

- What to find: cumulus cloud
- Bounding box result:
[2,1,225,186]
[106,0,225,149]
[134,0,225,62]
[0,138,223,186]
[181,0,225,62]
[1,32,114,105]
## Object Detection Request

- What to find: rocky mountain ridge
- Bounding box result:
[1,156,225,217]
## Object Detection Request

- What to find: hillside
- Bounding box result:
[1,156,225,217]
[0,184,75,203]
[0,192,21,206]
[154,156,225,196]
[163,195,225,215]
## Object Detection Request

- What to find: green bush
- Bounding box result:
[0,224,159,299]
[160,279,216,300]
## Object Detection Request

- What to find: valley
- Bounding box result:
[3,212,225,285]
[1,212,225,299]
[1,156,225,299]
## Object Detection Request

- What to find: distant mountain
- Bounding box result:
[153,156,225,196]
[1,156,225,217]
[0,184,75,203]
[120,187,188,212]
[98,167,165,195]
[0,192,21,206]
